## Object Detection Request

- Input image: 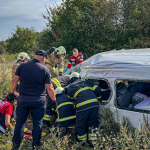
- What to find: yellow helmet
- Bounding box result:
[70,72,80,79]
[17,52,30,61]
[55,46,66,58]
[55,87,64,95]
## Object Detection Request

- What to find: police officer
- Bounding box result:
[10,50,56,150]
[43,75,71,126]
[45,46,66,78]
[12,52,30,98]
[51,87,76,138]
[67,72,101,148]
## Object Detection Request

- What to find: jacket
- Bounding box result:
[46,52,64,73]
[12,61,21,79]
[67,53,83,69]
[67,79,101,112]
[51,75,70,89]
[56,93,76,127]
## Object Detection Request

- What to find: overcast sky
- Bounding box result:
[0,0,61,40]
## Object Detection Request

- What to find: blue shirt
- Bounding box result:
[15,59,52,102]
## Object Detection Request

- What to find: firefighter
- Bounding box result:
[50,87,76,138]
[45,46,66,78]
[0,94,17,134]
[12,52,30,79]
[12,52,30,98]
[64,48,83,72]
[67,72,101,148]
[43,75,71,126]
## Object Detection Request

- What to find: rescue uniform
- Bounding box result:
[0,100,13,134]
[51,93,76,138]
[43,75,71,124]
[67,79,101,147]
[12,61,21,93]
[67,53,83,69]
[45,52,64,78]
[98,80,111,103]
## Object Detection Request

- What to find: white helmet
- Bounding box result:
[55,87,64,95]
[70,72,80,79]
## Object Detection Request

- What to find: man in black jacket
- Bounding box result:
[67,72,101,148]
[43,75,71,126]
[51,87,76,138]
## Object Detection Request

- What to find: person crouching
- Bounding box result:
[51,87,76,138]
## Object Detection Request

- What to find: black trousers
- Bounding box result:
[76,107,99,147]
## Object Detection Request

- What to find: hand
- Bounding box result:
[59,72,63,76]
[64,68,69,72]
[8,93,17,103]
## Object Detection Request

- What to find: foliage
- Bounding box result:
[42,0,150,58]
[37,29,56,51]
[6,26,39,54]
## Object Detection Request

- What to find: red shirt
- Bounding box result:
[0,101,13,116]
[67,53,83,68]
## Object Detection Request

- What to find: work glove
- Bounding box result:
[8,93,16,103]
[64,68,69,72]
[59,72,63,76]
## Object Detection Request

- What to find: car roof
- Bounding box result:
[80,48,150,80]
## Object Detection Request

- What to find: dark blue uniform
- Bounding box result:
[43,75,70,124]
[51,93,76,138]
[67,79,101,147]
[12,59,52,149]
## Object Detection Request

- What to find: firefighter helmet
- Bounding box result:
[55,46,66,58]
[70,72,80,79]
[17,52,30,61]
[55,87,64,95]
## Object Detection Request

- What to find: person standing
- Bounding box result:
[12,52,30,98]
[67,72,101,148]
[64,48,83,72]
[10,50,56,150]
[45,46,66,77]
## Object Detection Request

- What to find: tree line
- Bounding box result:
[1,0,150,58]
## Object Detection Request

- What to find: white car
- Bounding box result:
[80,48,150,129]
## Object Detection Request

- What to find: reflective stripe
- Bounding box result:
[77,99,98,107]
[68,96,74,99]
[43,114,51,121]
[56,115,76,122]
[88,137,97,140]
[77,134,87,140]
[101,89,109,92]
[93,85,98,90]
[58,69,63,72]
[74,87,93,98]
[102,100,108,102]
[52,78,61,88]
[88,133,97,140]
[97,96,102,99]
[57,102,74,109]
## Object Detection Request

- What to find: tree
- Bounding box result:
[6,26,39,54]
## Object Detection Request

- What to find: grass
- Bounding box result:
[1,54,150,150]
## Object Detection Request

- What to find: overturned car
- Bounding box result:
[79,48,150,129]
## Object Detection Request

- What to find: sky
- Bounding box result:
[0,0,61,40]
